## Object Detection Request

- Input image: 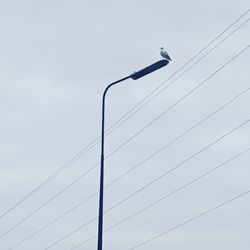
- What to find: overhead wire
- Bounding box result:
[9,86,250,250]
[99,46,249,159]
[100,18,250,138]
[1,10,248,220]
[70,148,250,249]
[1,45,248,241]
[44,119,250,249]
[128,190,250,249]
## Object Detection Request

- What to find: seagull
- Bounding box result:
[160,47,171,61]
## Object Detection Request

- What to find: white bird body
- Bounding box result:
[160,47,171,61]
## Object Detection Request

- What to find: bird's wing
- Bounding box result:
[161,50,171,60]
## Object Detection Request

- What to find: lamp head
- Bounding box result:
[130,59,169,80]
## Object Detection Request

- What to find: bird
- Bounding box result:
[160,47,171,61]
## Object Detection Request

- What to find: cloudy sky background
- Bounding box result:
[0,1,249,249]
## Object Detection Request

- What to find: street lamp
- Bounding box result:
[97,59,170,250]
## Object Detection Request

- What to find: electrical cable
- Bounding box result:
[1,10,248,220]
[1,46,248,240]
[8,86,249,250]
[128,190,250,250]
[70,148,249,250]
[44,119,249,249]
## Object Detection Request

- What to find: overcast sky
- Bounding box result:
[0,1,249,250]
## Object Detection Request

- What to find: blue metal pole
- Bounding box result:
[97,59,170,250]
[97,76,131,250]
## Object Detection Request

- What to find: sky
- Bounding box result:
[0,1,249,249]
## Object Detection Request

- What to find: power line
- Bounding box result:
[70,148,250,250]
[102,46,249,159]
[129,190,250,249]
[8,194,97,250]
[10,87,249,250]
[1,10,248,220]
[43,119,249,249]
[102,18,250,138]
[101,10,250,136]
[1,46,248,241]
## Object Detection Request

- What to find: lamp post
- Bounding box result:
[97,59,170,250]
